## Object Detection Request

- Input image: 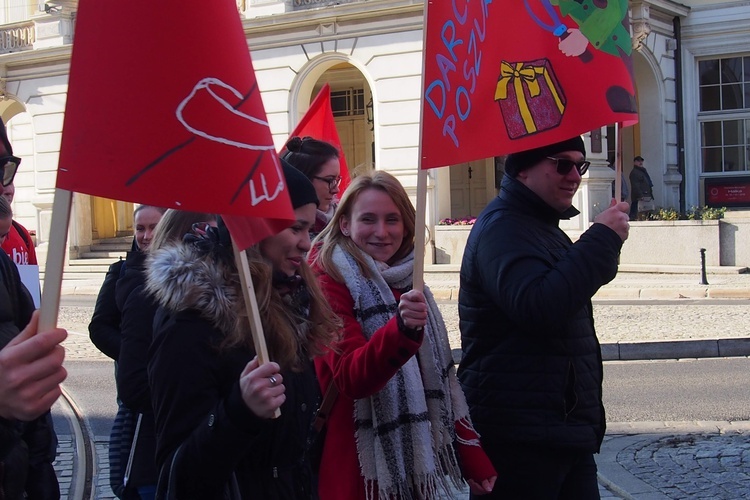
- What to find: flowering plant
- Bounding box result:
[438,216,477,226]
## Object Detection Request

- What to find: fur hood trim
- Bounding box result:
[145,243,242,336]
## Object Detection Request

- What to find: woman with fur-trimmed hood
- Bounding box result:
[146,161,340,499]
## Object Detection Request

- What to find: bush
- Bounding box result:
[686,206,726,220]
[647,205,726,221]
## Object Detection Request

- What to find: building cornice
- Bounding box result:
[242,0,424,49]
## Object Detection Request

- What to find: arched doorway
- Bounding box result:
[90,197,134,239]
[294,60,374,179]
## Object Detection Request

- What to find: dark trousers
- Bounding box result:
[471,443,600,500]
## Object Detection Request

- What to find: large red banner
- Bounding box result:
[421,0,638,169]
[56,0,294,249]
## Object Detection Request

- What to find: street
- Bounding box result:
[53,295,750,498]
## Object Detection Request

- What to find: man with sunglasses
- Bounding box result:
[458,136,630,499]
[0,119,67,499]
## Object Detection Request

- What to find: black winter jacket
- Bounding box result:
[115,251,159,490]
[146,244,320,500]
[458,175,622,453]
[0,252,59,499]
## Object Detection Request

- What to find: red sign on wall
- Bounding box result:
[705,177,750,207]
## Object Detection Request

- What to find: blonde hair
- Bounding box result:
[222,244,340,371]
[312,170,416,283]
[150,210,216,252]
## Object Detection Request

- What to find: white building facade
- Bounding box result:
[1,0,749,263]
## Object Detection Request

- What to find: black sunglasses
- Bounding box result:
[546,157,590,176]
[0,155,21,187]
[312,175,342,190]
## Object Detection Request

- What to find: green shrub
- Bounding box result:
[646,205,726,221]
[686,206,726,220]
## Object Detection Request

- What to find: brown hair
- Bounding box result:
[311,170,416,283]
[149,210,216,253]
[222,244,340,372]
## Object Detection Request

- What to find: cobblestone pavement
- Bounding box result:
[619,432,750,498]
[54,297,750,499]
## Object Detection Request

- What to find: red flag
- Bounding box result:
[281,84,352,193]
[56,0,294,249]
[420,0,638,169]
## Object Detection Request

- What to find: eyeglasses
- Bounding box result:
[546,157,590,177]
[0,156,20,187]
[312,175,342,190]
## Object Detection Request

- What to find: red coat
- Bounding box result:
[313,269,422,500]
[2,221,37,265]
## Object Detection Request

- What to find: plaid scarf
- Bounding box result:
[331,245,468,500]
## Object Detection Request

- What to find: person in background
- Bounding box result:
[608,159,629,204]
[629,155,654,220]
[1,183,37,266]
[283,136,342,238]
[459,137,629,499]
[310,170,496,500]
[89,205,166,361]
[115,210,216,500]
[147,161,340,499]
[88,204,166,499]
[0,119,66,499]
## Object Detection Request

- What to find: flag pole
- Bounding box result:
[413,170,428,292]
[39,188,72,332]
[412,0,433,293]
[232,238,281,418]
[614,123,622,203]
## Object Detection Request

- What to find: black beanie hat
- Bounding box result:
[281,158,319,209]
[505,136,586,177]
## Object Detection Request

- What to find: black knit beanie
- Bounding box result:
[505,136,586,177]
[281,158,319,209]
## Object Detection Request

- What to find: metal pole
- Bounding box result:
[699,248,709,285]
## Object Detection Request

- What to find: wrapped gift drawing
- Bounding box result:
[495,59,566,140]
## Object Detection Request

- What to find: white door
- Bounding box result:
[335,117,367,177]
[449,160,490,218]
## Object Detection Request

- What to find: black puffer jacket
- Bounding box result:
[458,175,622,453]
[146,243,320,500]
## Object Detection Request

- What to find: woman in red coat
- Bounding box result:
[310,171,496,500]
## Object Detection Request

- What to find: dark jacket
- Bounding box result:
[0,252,59,500]
[147,243,320,500]
[458,175,622,453]
[89,238,138,360]
[115,251,159,490]
[629,165,653,201]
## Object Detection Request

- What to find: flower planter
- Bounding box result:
[434,226,472,265]
[620,220,721,266]
[432,220,740,268]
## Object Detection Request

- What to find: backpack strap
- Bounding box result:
[312,381,338,433]
[11,220,31,249]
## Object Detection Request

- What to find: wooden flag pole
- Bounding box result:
[39,188,73,332]
[412,169,428,292]
[231,238,281,418]
[614,124,622,203]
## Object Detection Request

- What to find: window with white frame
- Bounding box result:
[330,88,365,118]
[698,56,750,175]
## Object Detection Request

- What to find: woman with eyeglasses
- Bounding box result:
[146,161,340,499]
[309,171,497,500]
[283,136,342,238]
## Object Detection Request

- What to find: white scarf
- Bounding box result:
[331,245,470,500]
